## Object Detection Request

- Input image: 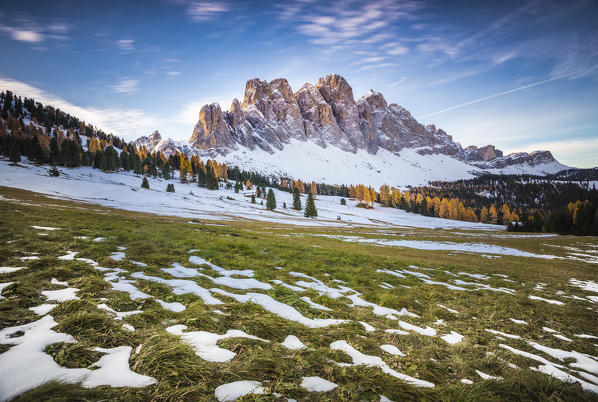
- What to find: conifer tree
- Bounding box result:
[133,155,142,175]
[292,187,301,210]
[480,206,489,223]
[206,165,218,190]
[166,183,175,192]
[162,162,170,179]
[141,177,149,189]
[256,186,262,198]
[197,166,207,187]
[9,141,21,163]
[266,189,276,210]
[283,202,286,208]
[251,194,256,203]
[304,191,317,218]
[340,198,346,205]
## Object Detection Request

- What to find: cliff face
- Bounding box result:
[141,74,561,172]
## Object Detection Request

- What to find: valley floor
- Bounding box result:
[0,165,597,400]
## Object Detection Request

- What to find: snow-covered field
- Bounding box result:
[0,160,501,230]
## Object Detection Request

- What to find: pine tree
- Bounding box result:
[283,202,286,208]
[304,191,317,218]
[141,177,149,189]
[251,194,256,204]
[340,198,346,205]
[206,165,218,190]
[166,183,175,192]
[256,186,262,198]
[266,189,276,210]
[9,140,20,163]
[292,187,301,210]
[162,162,170,179]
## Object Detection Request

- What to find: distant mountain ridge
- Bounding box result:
[135,74,568,186]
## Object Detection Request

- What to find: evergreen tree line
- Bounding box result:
[1,91,128,149]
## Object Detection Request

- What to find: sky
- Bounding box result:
[0,0,597,168]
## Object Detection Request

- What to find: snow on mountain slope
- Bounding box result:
[208,140,566,187]
[0,159,501,230]
[212,139,479,187]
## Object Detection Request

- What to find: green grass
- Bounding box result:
[0,185,597,401]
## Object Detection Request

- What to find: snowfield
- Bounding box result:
[0,160,502,230]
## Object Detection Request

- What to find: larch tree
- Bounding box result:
[480,206,489,223]
[489,204,499,224]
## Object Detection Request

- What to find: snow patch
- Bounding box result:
[300,376,338,392]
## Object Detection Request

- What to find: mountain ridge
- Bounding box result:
[136,74,567,186]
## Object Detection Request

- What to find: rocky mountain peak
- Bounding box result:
[134,130,162,150]
[189,103,234,150]
[176,74,559,172]
[358,90,387,110]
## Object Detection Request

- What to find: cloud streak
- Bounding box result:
[419,72,581,119]
[186,1,229,21]
[110,79,139,94]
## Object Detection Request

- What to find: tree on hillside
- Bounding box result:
[251,194,256,204]
[489,204,499,224]
[340,198,346,205]
[206,165,218,190]
[304,191,317,218]
[480,206,489,223]
[266,189,276,210]
[292,187,301,210]
[9,141,20,163]
[141,177,149,189]
[166,183,175,192]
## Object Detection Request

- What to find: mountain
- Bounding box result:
[138,74,568,186]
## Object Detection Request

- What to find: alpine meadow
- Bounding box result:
[1,1,598,401]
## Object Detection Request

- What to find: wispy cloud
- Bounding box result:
[0,18,70,43]
[166,71,181,78]
[290,0,419,47]
[117,39,135,51]
[110,79,139,93]
[385,43,409,55]
[0,78,158,139]
[9,29,43,42]
[358,62,397,71]
[187,1,229,21]
[388,77,408,87]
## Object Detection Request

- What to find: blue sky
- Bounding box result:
[1,0,597,167]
